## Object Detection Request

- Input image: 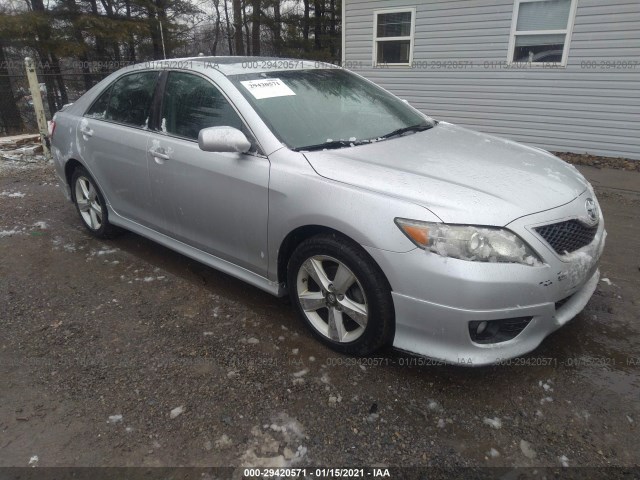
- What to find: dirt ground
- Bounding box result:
[0,161,639,473]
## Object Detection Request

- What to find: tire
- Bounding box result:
[70,166,119,239]
[287,233,395,356]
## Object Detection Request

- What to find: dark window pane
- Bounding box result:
[161,72,242,140]
[513,34,565,62]
[377,40,411,64]
[85,86,112,119]
[377,12,412,37]
[106,72,159,127]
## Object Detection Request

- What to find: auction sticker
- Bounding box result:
[240,78,296,99]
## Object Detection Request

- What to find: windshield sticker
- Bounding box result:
[240,78,296,99]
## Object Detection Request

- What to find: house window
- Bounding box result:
[508,0,577,65]
[373,8,415,66]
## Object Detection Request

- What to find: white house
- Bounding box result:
[341,0,640,159]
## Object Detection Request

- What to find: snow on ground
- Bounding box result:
[0,228,23,237]
[483,417,502,429]
[1,190,26,198]
[170,406,185,419]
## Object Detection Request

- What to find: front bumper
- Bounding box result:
[365,190,606,366]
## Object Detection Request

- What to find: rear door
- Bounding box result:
[147,71,270,276]
[80,70,159,226]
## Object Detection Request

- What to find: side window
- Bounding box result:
[161,72,243,140]
[373,9,415,66]
[85,86,112,119]
[508,0,577,65]
[105,71,159,127]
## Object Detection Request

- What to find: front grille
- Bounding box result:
[534,220,597,255]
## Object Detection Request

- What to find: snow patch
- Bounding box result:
[107,414,123,424]
[483,417,502,429]
[0,228,22,237]
[170,406,185,419]
[487,448,500,458]
[1,191,26,198]
[520,440,536,459]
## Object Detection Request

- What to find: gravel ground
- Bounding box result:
[0,160,639,474]
[553,152,640,172]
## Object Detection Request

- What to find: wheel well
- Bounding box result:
[276,225,393,292]
[64,159,83,195]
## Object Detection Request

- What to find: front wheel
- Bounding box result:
[287,233,395,356]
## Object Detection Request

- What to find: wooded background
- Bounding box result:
[0,0,342,134]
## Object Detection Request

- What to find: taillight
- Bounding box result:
[48,120,56,138]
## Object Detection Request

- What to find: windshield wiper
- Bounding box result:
[293,139,368,152]
[379,123,434,140]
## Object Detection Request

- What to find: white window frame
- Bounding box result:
[372,7,416,67]
[507,0,578,67]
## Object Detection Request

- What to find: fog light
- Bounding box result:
[468,317,533,344]
[476,321,488,335]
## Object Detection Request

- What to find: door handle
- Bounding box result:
[148,148,170,161]
[80,127,93,137]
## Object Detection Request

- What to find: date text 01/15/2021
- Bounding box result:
[243,468,391,478]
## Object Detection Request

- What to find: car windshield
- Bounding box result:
[229,68,434,151]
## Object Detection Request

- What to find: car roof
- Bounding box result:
[146,56,338,76]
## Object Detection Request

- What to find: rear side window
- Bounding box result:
[161,71,243,140]
[85,86,112,119]
[85,71,159,128]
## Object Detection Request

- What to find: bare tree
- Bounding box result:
[251,0,260,55]
[212,0,222,54]
[232,0,244,55]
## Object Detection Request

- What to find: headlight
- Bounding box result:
[395,218,542,266]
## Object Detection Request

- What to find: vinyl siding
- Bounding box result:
[344,0,640,159]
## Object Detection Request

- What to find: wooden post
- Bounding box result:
[24,57,50,156]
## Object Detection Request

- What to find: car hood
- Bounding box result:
[302,122,588,226]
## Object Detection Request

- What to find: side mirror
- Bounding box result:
[198,126,251,153]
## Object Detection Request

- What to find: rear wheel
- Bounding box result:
[71,166,119,238]
[287,233,394,356]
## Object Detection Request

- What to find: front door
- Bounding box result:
[147,71,270,276]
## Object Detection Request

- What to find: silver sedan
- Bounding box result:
[50,57,605,366]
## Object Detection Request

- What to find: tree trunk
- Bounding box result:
[224,0,233,54]
[302,0,310,51]
[62,0,93,89]
[251,0,260,55]
[88,0,108,66]
[50,52,69,106]
[313,0,322,50]
[242,1,251,55]
[147,6,163,60]
[272,0,281,55]
[212,0,221,55]
[232,0,244,55]
[0,41,25,134]
[125,0,137,62]
[99,0,122,62]
[329,0,336,58]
